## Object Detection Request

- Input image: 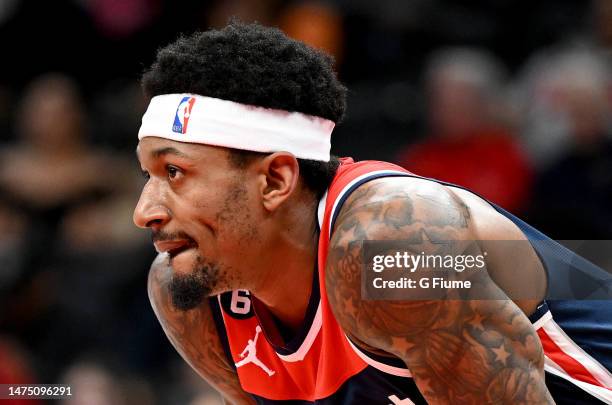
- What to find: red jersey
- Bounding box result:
[209,158,612,404]
[210,158,423,404]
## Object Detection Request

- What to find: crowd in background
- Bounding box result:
[0,0,611,404]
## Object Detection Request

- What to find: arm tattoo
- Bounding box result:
[326,178,553,404]
[148,255,255,405]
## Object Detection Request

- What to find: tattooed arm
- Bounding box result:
[325,177,554,404]
[148,254,255,405]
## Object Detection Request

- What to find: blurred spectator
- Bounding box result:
[63,363,127,405]
[0,0,608,402]
[90,80,149,151]
[395,48,533,213]
[163,362,224,405]
[0,73,155,381]
[206,0,278,28]
[0,73,119,212]
[593,0,612,55]
[524,49,612,238]
[0,73,118,329]
[85,0,160,39]
[0,201,27,295]
[60,357,161,405]
[0,336,39,405]
[189,393,224,405]
[278,1,344,66]
[514,47,612,166]
[0,85,12,142]
[61,360,127,405]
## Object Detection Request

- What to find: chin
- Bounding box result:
[169,248,200,276]
[169,252,224,309]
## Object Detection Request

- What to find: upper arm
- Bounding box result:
[325,177,553,404]
[147,254,255,405]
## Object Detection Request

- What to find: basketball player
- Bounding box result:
[134,23,612,404]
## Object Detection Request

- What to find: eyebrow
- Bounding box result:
[150,147,192,159]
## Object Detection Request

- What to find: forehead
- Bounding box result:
[136,137,229,164]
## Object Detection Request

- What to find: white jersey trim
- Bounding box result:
[541,316,612,389]
[544,358,612,404]
[317,191,328,230]
[531,309,553,330]
[276,303,323,363]
[218,294,323,364]
[345,335,412,378]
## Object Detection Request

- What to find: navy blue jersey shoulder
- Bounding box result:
[405,173,612,376]
[493,204,612,301]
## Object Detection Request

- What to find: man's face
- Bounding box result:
[134,137,261,310]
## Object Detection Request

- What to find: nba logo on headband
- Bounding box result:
[172,96,196,134]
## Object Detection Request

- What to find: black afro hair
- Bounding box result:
[142,21,346,123]
[141,22,345,199]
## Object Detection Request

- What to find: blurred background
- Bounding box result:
[1,0,611,403]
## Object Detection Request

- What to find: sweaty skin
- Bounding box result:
[139,141,551,404]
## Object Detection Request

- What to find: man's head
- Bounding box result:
[425,47,506,139]
[134,22,346,310]
[19,73,85,151]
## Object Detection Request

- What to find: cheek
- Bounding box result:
[218,200,261,247]
[169,196,221,261]
[215,181,260,234]
[183,188,223,227]
[183,178,261,253]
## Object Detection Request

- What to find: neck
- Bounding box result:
[251,195,320,333]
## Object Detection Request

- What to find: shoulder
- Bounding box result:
[322,178,551,402]
[331,173,537,245]
[324,176,475,338]
[322,174,544,336]
[331,175,472,245]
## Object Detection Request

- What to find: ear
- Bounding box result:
[258,152,299,212]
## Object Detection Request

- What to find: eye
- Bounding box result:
[166,165,182,180]
[141,170,150,180]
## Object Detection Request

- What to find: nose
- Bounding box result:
[133,186,171,229]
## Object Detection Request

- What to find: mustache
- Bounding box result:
[151,230,196,244]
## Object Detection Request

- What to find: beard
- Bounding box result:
[168,255,220,311]
[168,177,257,311]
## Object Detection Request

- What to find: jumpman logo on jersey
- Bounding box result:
[388,394,415,405]
[235,326,275,376]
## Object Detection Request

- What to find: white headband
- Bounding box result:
[138,94,335,161]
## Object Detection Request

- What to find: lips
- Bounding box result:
[153,240,196,258]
